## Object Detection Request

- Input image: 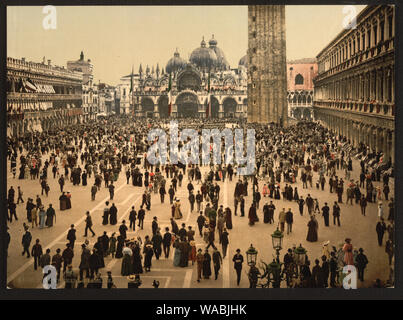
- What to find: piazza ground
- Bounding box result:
[6,144,393,289]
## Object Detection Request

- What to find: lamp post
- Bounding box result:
[271,227,284,263]
[246,244,258,267]
[294,244,307,277]
[294,244,307,266]
[265,228,284,288]
[268,259,282,288]
[246,244,260,288]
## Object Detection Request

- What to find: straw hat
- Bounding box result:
[127,275,136,281]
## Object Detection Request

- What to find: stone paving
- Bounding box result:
[6,145,393,289]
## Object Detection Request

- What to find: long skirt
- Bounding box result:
[173,248,181,267]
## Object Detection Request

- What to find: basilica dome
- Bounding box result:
[238,54,248,68]
[208,35,230,70]
[166,49,187,74]
[189,37,218,71]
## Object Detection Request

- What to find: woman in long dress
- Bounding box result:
[174,200,183,220]
[262,184,269,197]
[39,206,46,229]
[202,249,212,279]
[45,206,55,227]
[102,205,109,225]
[179,240,190,268]
[306,215,318,242]
[225,207,233,230]
[94,238,105,269]
[108,233,117,258]
[65,193,72,209]
[189,241,197,266]
[115,235,125,259]
[24,165,30,179]
[132,243,143,274]
[343,238,354,265]
[121,247,133,276]
[293,187,299,201]
[18,165,25,179]
[173,239,181,267]
[143,244,154,272]
[377,202,384,219]
[274,186,281,200]
[82,171,88,186]
[248,203,258,226]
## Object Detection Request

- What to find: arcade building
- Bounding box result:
[6,57,83,137]
[313,5,395,163]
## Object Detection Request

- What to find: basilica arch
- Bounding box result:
[141,97,155,118]
[157,95,169,119]
[176,92,199,118]
[177,66,202,91]
[223,97,237,118]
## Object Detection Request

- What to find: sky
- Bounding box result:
[7,5,366,85]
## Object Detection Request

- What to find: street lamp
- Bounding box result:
[246,244,258,266]
[293,244,307,278]
[271,227,284,263]
[271,227,283,251]
[294,244,307,267]
[268,259,282,288]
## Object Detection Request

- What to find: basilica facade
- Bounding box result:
[127,36,248,119]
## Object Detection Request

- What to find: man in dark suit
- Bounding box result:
[178,223,187,240]
[162,227,172,258]
[67,224,76,249]
[152,217,159,236]
[376,218,387,246]
[329,251,338,288]
[84,211,95,237]
[197,212,206,237]
[285,208,293,234]
[137,206,145,230]
[119,220,128,240]
[212,248,223,280]
[129,206,137,231]
[232,249,244,286]
[322,203,330,227]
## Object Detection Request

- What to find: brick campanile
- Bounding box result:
[247,5,288,126]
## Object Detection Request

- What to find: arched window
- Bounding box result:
[295,74,304,85]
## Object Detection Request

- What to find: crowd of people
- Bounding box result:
[5,115,395,289]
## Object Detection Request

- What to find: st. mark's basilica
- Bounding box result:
[121,35,248,119]
[118,35,316,122]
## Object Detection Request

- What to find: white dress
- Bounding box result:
[378,206,384,219]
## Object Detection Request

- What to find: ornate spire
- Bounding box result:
[139,63,143,74]
[201,36,206,48]
[209,34,217,47]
